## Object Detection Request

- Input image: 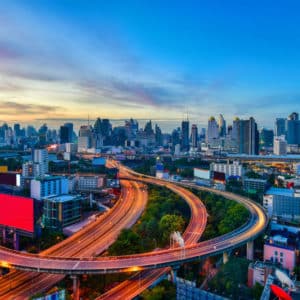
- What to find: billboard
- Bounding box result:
[0,173,21,187]
[213,171,226,182]
[0,194,34,233]
[194,168,210,180]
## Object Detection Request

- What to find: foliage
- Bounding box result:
[159,214,185,244]
[208,257,251,299]
[108,185,189,255]
[140,280,176,300]
[193,190,249,241]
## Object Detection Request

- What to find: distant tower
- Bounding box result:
[218,114,226,137]
[181,119,190,151]
[191,124,198,149]
[206,116,219,143]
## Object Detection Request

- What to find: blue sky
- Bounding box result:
[0,0,299,129]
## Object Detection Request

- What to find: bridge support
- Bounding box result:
[89,193,93,207]
[223,252,229,264]
[247,240,254,260]
[13,232,19,250]
[170,266,180,283]
[71,275,80,300]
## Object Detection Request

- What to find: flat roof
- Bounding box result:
[43,194,81,202]
[265,187,294,197]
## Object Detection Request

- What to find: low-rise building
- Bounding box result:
[77,174,106,190]
[43,194,82,231]
[263,187,300,221]
[30,176,69,200]
[243,178,268,194]
[263,223,300,272]
[210,161,244,178]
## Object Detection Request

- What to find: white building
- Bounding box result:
[33,149,49,177]
[210,161,244,178]
[274,136,287,155]
[30,176,69,200]
[206,116,219,144]
[77,175,106,190]
[263,187,300,221]
[22,161,34,177]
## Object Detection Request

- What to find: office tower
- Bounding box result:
[171,128,181,147]
[191,124,198,149]
[64,123,73,143]
[275,118,286,137]
[286,112,300,145]
[218,114,226,137]
[144,120,154,135]
[13,124,21,137]
[155,124,162,146]
[260,128,274,149]
[181,120,190,151]
[33,148,49,177]
[236,117,259,155]
[274,136,287,155]
[60,124,72,144]
[78,125,93,152]
[206,116,219,143]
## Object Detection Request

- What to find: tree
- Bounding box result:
[159,214,185,244]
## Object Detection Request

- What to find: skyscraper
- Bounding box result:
[218,114,226,137]
[181,120,189,151]
[275,118,286,137]
[286,112,300,145]
[206,116,219,144]
[236,117,259,155]
[60,123,73,144]
[191,124,198,149]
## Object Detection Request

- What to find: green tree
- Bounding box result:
[159,214,185,244]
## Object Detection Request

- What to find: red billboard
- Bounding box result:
[0,194,34,233]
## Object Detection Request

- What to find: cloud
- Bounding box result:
[0,101,62,115]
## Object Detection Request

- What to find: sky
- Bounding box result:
[0,0,300,131]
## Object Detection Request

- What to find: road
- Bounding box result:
[0,179,148,299]
[0,178,267,275]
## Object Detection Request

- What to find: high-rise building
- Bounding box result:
[181,120,190,151]
[206,116,219,144]
[236,117,259,155]
[78,125,93,152]
[274,136,287,155]
[218,114,226,137]
[275,118,286,137]
[155,124,162,146]
[33,149,49,177]
[191,124,198,149]
[260,128,274,150]
[286,112,300,145]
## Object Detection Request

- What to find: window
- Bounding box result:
[274,251,278,256]
[280,252,283,257]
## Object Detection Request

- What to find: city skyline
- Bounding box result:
[1,1,300,127]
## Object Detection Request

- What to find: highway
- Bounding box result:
[0,161,268,299]
[0,179,148,299]
[0,179,267,276]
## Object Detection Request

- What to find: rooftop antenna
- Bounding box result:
[88,114,90,126]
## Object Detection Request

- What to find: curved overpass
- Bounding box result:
[0,179,148,298]
[0,181,267,275]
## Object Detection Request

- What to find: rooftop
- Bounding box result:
[265,187,294,197]
[43,194,81,203]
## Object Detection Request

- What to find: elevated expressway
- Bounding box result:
[0,179,148,299]
[0,162,268,299]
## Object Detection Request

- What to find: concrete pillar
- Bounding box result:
[71,275,80,300]
[13,232,19,250]
[170,268,178,283]
[247,240,254,260]
[89,193,93,207]
[2,228,6,244]
[223,252,229,264]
